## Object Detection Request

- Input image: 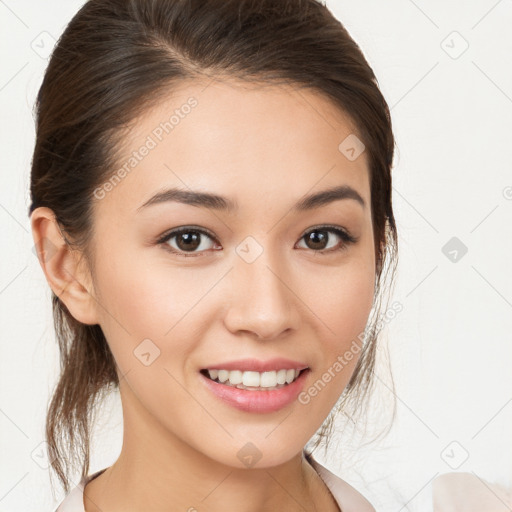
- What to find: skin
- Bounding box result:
[31,78,376,511]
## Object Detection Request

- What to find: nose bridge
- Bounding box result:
[224,237,300,339]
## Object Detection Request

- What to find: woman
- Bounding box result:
[29,0,398,510]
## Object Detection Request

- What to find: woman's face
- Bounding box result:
[86,78,376,469]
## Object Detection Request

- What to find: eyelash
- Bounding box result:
[156,225,359,258]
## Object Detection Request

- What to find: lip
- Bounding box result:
[199,367,310,413]
[201,358,309,372]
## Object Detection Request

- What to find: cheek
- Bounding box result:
[295,267,374,420]
[95,250,186,333]
[308,258,375,340]
[305,258,375,392]
[331,277,374,338]
[92,250,212,372]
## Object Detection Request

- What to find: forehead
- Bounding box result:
[96,78,370,218]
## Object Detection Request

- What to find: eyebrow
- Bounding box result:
[137,184,366,213]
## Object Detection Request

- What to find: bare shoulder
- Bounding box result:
[432,472,511,512]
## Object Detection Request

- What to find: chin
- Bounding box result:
[195,435,306,471]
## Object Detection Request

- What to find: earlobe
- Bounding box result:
[30,207,100,325]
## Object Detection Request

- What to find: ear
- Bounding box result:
[30,207,100,325]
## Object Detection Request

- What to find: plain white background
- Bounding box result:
[1,1,511,511]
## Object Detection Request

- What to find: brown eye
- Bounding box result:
[297,226,358,253]
[157,224,358,258]
[159,227,218,257]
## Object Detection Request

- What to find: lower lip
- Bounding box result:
[200,370,310,413]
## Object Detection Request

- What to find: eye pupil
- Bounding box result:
[177,232,201,251]
[306,230,327,250]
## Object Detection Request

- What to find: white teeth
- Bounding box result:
[218,370,229,383]
[206,368,303,388]
[285,369,296,384]
[260,371,275,387]
[242,371,260,387]
[229,370,243,385]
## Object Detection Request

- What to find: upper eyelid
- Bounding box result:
[157,226,217,244]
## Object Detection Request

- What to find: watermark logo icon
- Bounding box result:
[31,31,56,59]
[441,31,469,59]
[236,236,264,264]
[441,236,468,263]
[32,237,57,263]
[440,440,469,469]
[237,442,262,468]
[338,134,365,161]
[133,338,161,366]
[31,441,56,469]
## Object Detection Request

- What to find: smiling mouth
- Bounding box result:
[200,368,309,391]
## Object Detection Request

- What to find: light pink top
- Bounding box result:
[51,453,376,512]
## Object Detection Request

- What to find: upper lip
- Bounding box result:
[202,358,309,372]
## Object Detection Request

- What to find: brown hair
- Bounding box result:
[29,0,398,495]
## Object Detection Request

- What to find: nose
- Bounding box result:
[223,252,301,340]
